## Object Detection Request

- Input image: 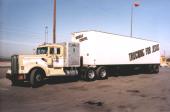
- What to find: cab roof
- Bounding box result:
[38,43,65,48]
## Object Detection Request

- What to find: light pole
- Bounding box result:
[130,1,134,37]
[45,26,48,44]
[130,1,139,37]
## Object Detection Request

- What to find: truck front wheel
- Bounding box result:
[30,69,45,87]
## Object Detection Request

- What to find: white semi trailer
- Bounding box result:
[6,30,160,87]
[72,30,160,79]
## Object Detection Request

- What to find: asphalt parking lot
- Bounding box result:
[0,67,170,112]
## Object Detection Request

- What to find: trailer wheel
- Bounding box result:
[148,65,154,73]
[96,66,107,79]
[153,64,159,73]
[30,68,45,87]
[148,64,159,74]
[85,68,96,81]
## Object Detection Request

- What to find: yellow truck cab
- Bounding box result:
[6,42,80,87]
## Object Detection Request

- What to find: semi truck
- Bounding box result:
[6,30,160,87]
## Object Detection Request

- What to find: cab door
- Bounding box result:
[50,46,64,67]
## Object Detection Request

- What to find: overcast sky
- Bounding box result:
[0,0,170,57]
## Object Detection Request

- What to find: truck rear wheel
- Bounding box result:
[85,68,96,81]
[30,69,45,87]
[96,66,107,80]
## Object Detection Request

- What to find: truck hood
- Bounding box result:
[19,55,48,67]
[19,54,46,59]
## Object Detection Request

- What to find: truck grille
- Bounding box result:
[11,55,19,76]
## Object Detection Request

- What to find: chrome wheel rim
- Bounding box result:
[88,70,95,79]
[35,74,42,82]
[100,69,106,78]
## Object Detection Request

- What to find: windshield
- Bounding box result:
[36,47,48,55]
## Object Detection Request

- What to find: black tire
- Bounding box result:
[148,64,159,74]
[148,65,154,73]
[96,66,107,80]
[30,69,45,87]
[85,68,96,81]
[79,68,86,80]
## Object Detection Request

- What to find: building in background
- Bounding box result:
[160,56,169,67]
[166,58,170,67]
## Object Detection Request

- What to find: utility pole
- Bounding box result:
[53,0,56,43]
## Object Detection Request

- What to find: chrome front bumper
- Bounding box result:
[6,69,12,80]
